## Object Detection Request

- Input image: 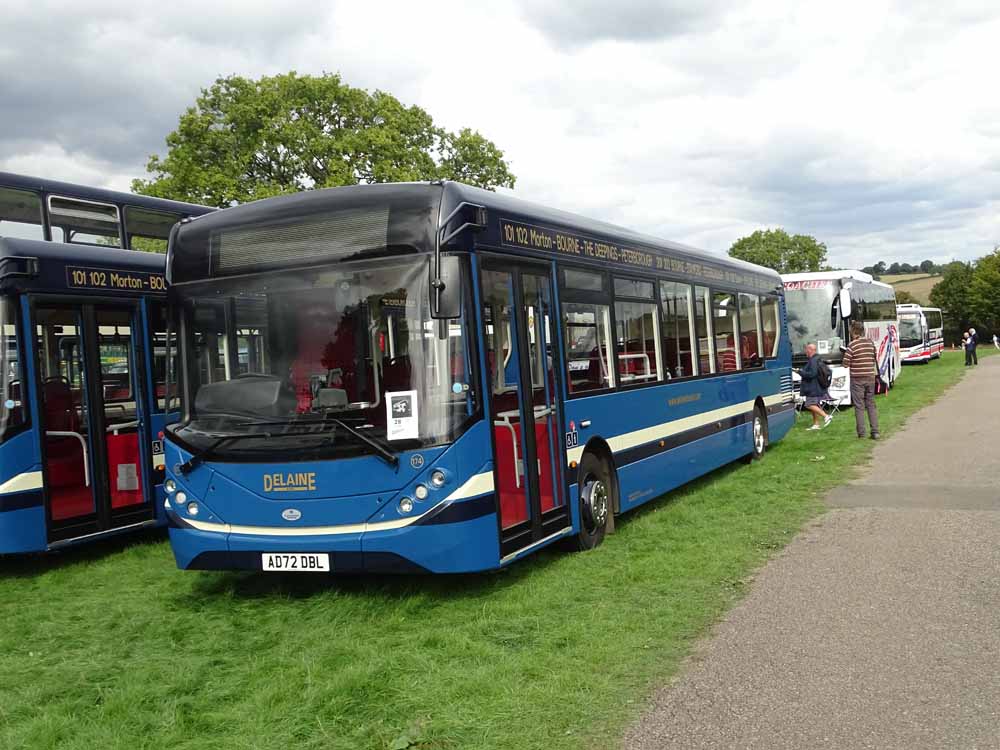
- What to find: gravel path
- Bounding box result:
[623,357,1000,750]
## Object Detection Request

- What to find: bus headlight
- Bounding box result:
[165,479,177,494]
[398,497,414,514]
[187,502,200,517]
[414,484,429,501]
[430,470,447,488]
[175,492,187,506]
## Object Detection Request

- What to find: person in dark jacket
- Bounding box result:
[799,343,832,430]
[965,328,978,366]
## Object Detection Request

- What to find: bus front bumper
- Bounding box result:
[166,497,500,575]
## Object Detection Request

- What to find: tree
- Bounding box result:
[929,261,975,344]
[969,248,1000,334]
[133,72,515,206]
[899,262,914,274]
[894,289,918,305]
[727,228,827,274]
[873,261,887,275]
[919,259,935,274]
[887,262,902,274]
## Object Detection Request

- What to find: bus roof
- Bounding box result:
[0,171,214,217]
[170,181,781,293]
[0,236,164,296]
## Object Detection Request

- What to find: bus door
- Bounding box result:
[33,302,154,543]
[480,262,570,558]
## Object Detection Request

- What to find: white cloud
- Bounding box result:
[1,0,998,266]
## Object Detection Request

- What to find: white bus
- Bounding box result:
[782,271,901,404]
[897,304,944,364]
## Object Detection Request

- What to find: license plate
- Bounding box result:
[261,553,330,572]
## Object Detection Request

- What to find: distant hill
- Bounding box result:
[880,273,941,305]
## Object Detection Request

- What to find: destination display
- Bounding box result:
[499,218,775,292]
[66,265,167,293]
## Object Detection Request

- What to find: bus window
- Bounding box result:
[563,303,614,393]
[614,277,660,384]
[738,293,763,368]
[190,301,228,384]
[125,206,182,253]
[660,281,694,378]
[1,297,27,442]
[149,303,178,413]
[0,187,45,240]
[712,292,740,372]
[761,296,781,357]
[48,196,121,247]
[693,285,714,374]
[99,318,133,404]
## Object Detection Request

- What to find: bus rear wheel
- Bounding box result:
[745,406,767,463]
[572,452,614,551]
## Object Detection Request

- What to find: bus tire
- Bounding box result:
[745,406,767,463]
[572,452,613,551]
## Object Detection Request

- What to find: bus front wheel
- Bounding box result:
[572,452,614,551]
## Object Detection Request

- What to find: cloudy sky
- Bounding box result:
[2,0,999,267]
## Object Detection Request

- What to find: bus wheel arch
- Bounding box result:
[570,441,618,550]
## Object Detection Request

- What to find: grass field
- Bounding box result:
[880,273,941,304]
[0,351,989,750]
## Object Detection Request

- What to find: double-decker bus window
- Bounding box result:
[614,277,660,384]
[149,303,179,413]
[739,293,763,368]
[125,206,182,253]
[98,318,133,403]
[659,281,695,378]
[48,196,121,247]
[564,303,614,393]
[0,187,45,240]
[761,296,781,357]
[693,285,714,374]
[0,297,27,442]
[712,291,740,372]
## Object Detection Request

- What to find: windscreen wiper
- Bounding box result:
[176,432,274,475]
[326,417,399,467]
[231,417,400,468]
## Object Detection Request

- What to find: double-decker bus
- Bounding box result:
[161,182,796,574]
[0,177,213,553]
[0,171,211,252]
[782,271,900,404]
[897,304,944,364]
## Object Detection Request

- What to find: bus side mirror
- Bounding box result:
[838,288,852,319]
[430,255,462,319]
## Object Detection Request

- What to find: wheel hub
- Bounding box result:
[754,416,765,453]
[583,478,609,532]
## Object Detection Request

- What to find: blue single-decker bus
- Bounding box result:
[163,182,795,574]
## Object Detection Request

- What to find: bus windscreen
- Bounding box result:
[783,281,844,361]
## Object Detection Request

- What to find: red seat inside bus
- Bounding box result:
[495,419,557,529]
[43,379,92,521]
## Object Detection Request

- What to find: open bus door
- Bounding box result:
[32,301,156,543]
[480,261,571,559]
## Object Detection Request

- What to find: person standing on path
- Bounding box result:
[993,333,999,350]
[799,343,833,431]
[965,328,978,366]
[843,322,880,440]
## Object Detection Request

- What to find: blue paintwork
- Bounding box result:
[0,253,173,554]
